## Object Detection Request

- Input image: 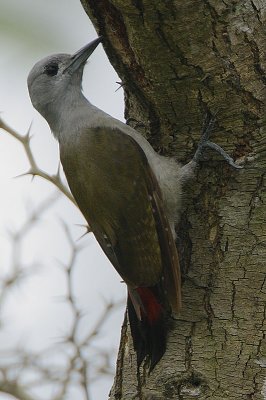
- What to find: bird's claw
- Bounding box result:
[193,114,243,169]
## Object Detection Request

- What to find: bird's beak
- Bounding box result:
[63,36,103,74]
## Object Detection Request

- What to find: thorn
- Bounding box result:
[75,223,90,230]
[75,223,92,238]
[115,81,125,92]
[56,161,61,177]
[76,230,91,241]
[13,170,33,179]
[25,121,33,139]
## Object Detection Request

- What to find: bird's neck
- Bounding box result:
[44,86,92,141]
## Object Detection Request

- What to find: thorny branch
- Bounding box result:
[0,193,59,315]
[0,118,123,399]
[0,117,76,205]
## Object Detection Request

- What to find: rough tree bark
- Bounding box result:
[80,1,265,399]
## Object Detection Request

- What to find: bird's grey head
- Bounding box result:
[27,37,102,123]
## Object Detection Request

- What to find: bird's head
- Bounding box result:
[27,37,102,120]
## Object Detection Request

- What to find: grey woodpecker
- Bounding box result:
[27,36,241,370]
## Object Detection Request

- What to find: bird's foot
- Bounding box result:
[180,114,243,183]
[192,114,243,169]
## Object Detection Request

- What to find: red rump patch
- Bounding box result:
[136,287,163,323]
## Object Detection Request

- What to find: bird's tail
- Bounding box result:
[127,286,168,371]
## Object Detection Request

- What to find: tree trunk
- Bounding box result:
[80,1,266,399]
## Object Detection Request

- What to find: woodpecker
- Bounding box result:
[27,37,241,370]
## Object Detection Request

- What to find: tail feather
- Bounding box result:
[127,286,167,370]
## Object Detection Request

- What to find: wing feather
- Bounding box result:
[60,127,181,310]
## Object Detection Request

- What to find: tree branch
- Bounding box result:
[0,117,76,205]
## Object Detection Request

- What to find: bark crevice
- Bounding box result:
[80,1,266,398]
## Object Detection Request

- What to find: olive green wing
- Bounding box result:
[60,127,181,311]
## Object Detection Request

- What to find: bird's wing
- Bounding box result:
[60,127,181,312]
[146,164,181,313]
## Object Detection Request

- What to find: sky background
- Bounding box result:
[0,1,125,399]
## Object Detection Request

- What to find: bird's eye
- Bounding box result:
[44,63,59,76]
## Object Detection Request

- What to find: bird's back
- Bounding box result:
[60,126,166,288]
